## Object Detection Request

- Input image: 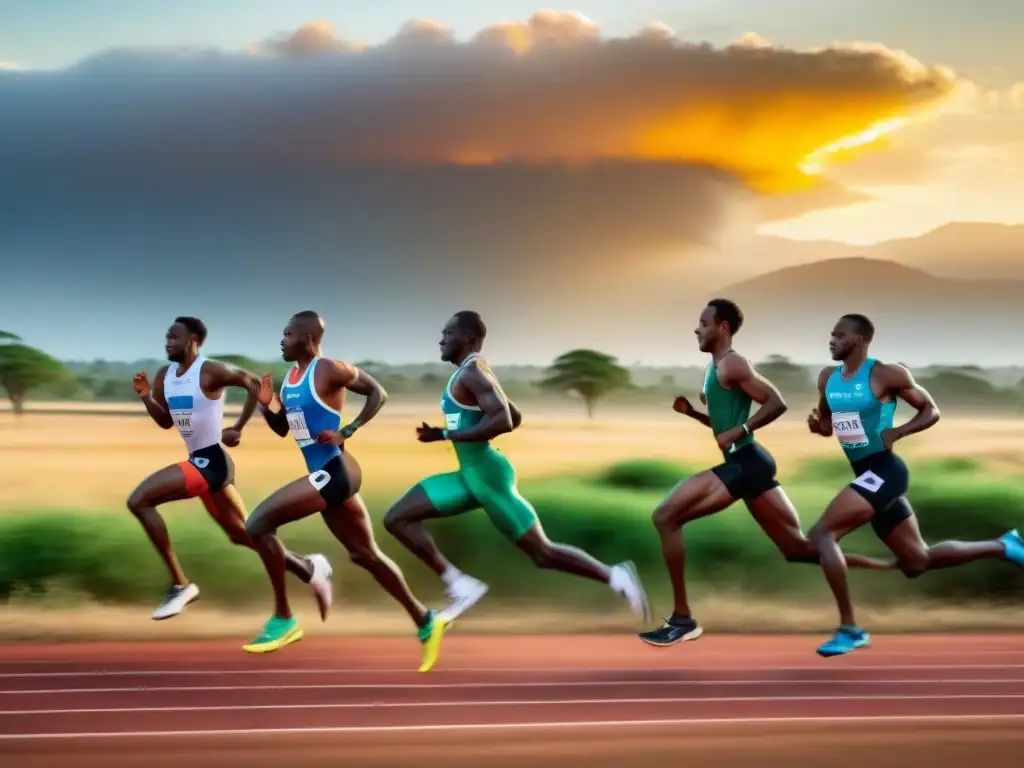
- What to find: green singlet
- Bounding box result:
[703,357,754,454]
[416,353,539,541]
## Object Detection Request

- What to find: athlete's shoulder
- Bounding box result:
[816,365,839,390]
[872,360,915,388]
[718,351,752,379]
[320,357,358,385]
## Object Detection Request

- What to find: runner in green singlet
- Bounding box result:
[384,311,651,629]
[639,299,895,648]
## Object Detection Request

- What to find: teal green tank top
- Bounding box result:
[823,358,896,463]
[441,353,495,466]
[703,359,753,454]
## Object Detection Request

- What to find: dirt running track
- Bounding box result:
[0,634,1022,766]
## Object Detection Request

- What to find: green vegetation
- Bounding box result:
[0,332,69,414]
[539,349,633,418]
[2,458,1021,611]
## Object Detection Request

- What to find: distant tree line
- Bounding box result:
[2,331,1023,417]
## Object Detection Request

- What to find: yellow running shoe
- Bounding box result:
[417,609,450,673]
[242,615,304,653]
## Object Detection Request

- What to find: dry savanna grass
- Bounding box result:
[2,401,1024,510]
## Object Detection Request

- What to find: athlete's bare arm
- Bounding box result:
[875,362,940,447]
[134,365,173,429]
[807,366,835,436]
[446,365,513,442]
[672,395,712,428]
[203,360,261,434]
[719,353,788,431]
[315,361,388,444]
[256,374,290,437]
[508,400,523,429]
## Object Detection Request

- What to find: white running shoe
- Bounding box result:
[439,574,489,623]
[307,554,334,621]
[610,561,651,624]
[151,583,200,620]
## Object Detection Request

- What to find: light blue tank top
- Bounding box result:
[280,357,341,472]
[824,358,896,463]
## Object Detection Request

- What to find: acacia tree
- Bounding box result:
[540,349,632,418]
[0,332,68,415]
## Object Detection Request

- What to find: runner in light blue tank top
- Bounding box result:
[808,314,1024,660]
[823,358,897,464]
[279,357,341,473]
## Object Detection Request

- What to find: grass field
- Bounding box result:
[3,400,1023,509]
[1,401,1023,640]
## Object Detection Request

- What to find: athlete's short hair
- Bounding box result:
[453,310,487,341]
[841,313,875,342]
[174,316,207,346]
[292,310,325,340]
[707,299,744,335]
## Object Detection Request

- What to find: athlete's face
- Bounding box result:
[280,319,309,362]
[829,319,861,361]
[694,306,724,353]
[165,323,193,363]
[439,317,469,363]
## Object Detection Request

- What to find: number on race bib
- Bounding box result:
[445,413,460,431]
[831,411,869,448]
[171,410,194,437]
[286,408,313,447]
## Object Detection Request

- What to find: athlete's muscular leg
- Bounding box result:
[383,483,476,577]
[201,486,314,584]
[515,523,612,583]
[745,488,895,571]
[244,479,327,619]
[651,471,736,618]
[321,493,430,628]
[808,489,876,627]
[126,465,197,586]
[882,511,1007,577]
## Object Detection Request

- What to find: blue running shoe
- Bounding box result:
[817,626,870,657]
[639,616,703,647]
[999,529,1024,568]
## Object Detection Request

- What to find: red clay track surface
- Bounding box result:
[0,634,1022,766]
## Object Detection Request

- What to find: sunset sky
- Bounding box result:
[2,2,1022,363]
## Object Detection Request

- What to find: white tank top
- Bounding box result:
[162,356,224,454]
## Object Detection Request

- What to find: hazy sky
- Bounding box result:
[2,3,1022,364]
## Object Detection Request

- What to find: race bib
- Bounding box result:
[167,395,194,438]
[286,408,313,447]
[445,413,461,431]
[832,411,868,448]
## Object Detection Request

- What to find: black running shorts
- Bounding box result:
[848,450,914,539]
[711,442,780,502]
[307,454,354,506]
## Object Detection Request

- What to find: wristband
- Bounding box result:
[442,429,450,440]
[741,423,751,435]
[341,423,358,439]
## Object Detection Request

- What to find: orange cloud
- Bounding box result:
[245,12,964,193]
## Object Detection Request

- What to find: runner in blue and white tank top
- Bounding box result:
[806,313,1024,658]
[127,317,328,624]
[246,310,449,671]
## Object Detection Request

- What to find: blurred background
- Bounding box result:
[2,1,1024,641]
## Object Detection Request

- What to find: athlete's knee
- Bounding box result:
[652,503,681,534]
[782,541,819,564]
[126,489,150,516]
[897,551,929,579]
[383,505,409,535]
[524,542,559,570]
[244,508,275,539]
[225,526,252,547]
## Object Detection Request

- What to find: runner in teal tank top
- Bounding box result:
[639,300,895,649]
[806,313,1024,659]
[384,311,651,631]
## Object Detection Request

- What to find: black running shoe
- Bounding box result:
[638,616,704,647]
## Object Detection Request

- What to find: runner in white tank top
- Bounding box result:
[128,316,334,623]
